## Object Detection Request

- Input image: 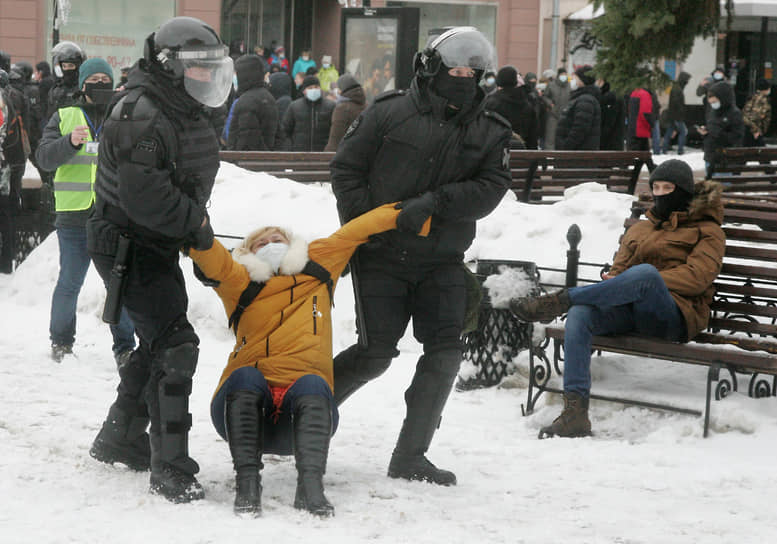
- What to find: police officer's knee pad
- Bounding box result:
[158,342,199,381]
[422,344,464,377]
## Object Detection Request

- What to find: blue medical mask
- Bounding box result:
[322,63,330,69]
[255,242,289,274]
[305,88,321,102]
[485,77,496,86]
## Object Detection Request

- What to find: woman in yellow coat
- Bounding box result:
[189,203,430,517]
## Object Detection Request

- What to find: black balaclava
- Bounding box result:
[649,158,695,219]
[61,67,79,87]
[433,65,477,110]
[653,188,693,219]
[84,81,114,104]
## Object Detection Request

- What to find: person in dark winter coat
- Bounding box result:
[86,17,234,504]
[35,57,136,364]
[698,80,744,178]
[510,160,724,439]
[10,62,42,155]
[35,61,54,124]
[324,74,366,151]
[330,27,512,487]
[225,54,277,150]
[544,67,570,149]
[1,66,25,273]
[662,71,691,154]
[280,75,335,151]
[485,65,537,149]
[597,78,624,150]
[556,65,601,150]
[269,71,293,123]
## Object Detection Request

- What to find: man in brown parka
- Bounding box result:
[509,159,725,438]
[324,74,366,152]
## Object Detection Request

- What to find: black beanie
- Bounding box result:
[495,66,518,88]
[299,75,320,93]
[649,159,695,195]
[336,73,359,94]
[574,65,595,86]
[757,78,771,91]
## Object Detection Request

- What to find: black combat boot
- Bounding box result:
[90,403,151,471]
[293,395,334,517]
[148,343,204,503]
[509,289,571,323]
[387,351,459,486]
[538,392,592,439]
[225,390,264,517]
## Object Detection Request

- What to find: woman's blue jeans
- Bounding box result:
[562,264,686,397]
[50,226,135,355]
[211,367,339,455]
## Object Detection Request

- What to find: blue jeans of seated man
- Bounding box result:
[50,226,136,355]
[662,120,687,154]
[211,367,339,455]
[562,263,686,397]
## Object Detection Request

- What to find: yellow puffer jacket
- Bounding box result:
[189,204,430,396]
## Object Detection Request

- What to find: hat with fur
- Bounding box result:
[649,159,695,195]
[232,227,309,283]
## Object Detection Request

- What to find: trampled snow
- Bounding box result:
[2,156,777,543]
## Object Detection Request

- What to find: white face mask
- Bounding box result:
[713,72,724,81]
[255,242,289,274]
[537,83,547,91]
[305,88,321,102]
[710,100,721,110]
[322,63,330,69]
[569,78,579,91]
[559,74,568,83]
[302,55,310,61]
[485,77,496,86]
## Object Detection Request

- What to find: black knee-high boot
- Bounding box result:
[293,395,334,517]
[225,390,264,517]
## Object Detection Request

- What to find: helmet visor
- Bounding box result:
[434,28,495,72]
[182,56,234,108]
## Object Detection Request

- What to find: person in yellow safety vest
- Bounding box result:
[35,57,135,364]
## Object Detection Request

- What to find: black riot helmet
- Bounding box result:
[13,60,33,82]
[51,41,86,78]
[143,16,234,108]
[0,68,8,88]
[413,26,495,82]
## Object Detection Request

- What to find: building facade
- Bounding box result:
[0,0,544,83]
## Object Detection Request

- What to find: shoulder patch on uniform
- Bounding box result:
[484,109,512,130]
[374,89,406,103]
[343,116,361,139]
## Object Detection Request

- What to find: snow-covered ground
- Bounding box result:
[3,157,777,543]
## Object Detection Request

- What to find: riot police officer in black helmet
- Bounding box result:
[47,41,87,117]
[87,16,233,503]
[330,27,512,486]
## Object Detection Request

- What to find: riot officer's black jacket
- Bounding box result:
[92,65,220,252]
[330,76,512,263]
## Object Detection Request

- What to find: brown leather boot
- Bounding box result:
[538,392,592,439]
[509,289,570,323]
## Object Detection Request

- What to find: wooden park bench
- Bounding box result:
[712,147,777,195]
[508,150,651,203]
[219,149,652,202]
[523,204,777,437]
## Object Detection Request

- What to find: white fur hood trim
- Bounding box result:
[231,235,309,283]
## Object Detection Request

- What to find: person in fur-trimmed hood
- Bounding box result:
[508,159,725,439]
[188,203,430,518]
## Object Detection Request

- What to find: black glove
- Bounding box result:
[184,217,214,255]
[395,192,437,234]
